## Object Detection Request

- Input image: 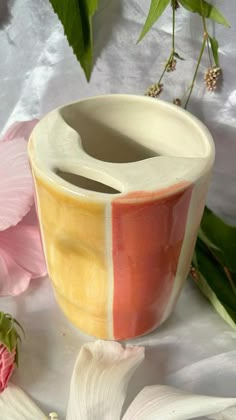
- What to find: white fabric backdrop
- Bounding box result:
[0,0,236,418]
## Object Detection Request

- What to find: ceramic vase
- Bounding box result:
[28,95,215,340]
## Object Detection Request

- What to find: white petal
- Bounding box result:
[66,340,144,420]
[122,385,236,420]
[208,405,236,419]
[0,383,47,419]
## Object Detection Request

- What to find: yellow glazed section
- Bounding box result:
[33,173,109,338]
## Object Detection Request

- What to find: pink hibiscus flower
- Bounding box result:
[0,121,47,296]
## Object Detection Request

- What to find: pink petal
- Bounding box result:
[0,219,47,280]
[0,139,34,231]
[0,249,31,296]
[20,205,38,226]
[1,120,38,142]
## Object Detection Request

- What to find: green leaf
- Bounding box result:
[179,0,230,27]
[199,207,236,272]
[49,0,98,81]
[138,0,171,42]
[194,238,236,311]
[0,313,21,354]
[174,52,185,60]
[209,36,219,67]
[193,239,236,328]
[88,0,98,15]
[178,0,195,12]
[193,262,236,329]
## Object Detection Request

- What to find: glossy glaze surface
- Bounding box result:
[29,95,214,339]
[34,176,109,338]
[112,183,193,339]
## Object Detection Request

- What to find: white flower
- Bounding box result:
[0,341,236,419]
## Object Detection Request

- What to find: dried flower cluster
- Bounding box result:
[145,83,163,98]
[204,66,221,91]
[189,265,199,281]
[173,98,182,106]
[142,0,229,108]
[166,58,177,72]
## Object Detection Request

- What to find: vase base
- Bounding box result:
[53,288,169,340]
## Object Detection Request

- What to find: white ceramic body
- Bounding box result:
[28,95,215,339]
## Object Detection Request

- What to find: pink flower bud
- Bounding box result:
[0,344,16,393]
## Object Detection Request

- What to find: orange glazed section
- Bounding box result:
[33,175,109,338]
[112,182,193,339]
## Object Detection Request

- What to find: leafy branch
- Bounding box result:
[142,0,229,106]
[48,0,98,81]
[48,0,229,92]
[191,208,236,328]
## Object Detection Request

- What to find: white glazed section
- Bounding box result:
[162,171,212,323]
[29,95,215,202]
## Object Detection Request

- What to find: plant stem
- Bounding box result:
[201,16,212,67]
[206,37,213,67]
[224,267,236,297]
[157,61,172,88]
[200,0,212,67]
[172,1,176,52]
[158,2,176,85]
[158,52,173,84]
[180,85,191,104]
[200,1,207,33]
[184,38,206,109]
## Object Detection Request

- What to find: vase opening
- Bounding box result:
[60,110,158,164]
[55,169,121,194]
[60,96,212,165]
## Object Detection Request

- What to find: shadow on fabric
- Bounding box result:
[0,0,15,28]
[93,0,123,65]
